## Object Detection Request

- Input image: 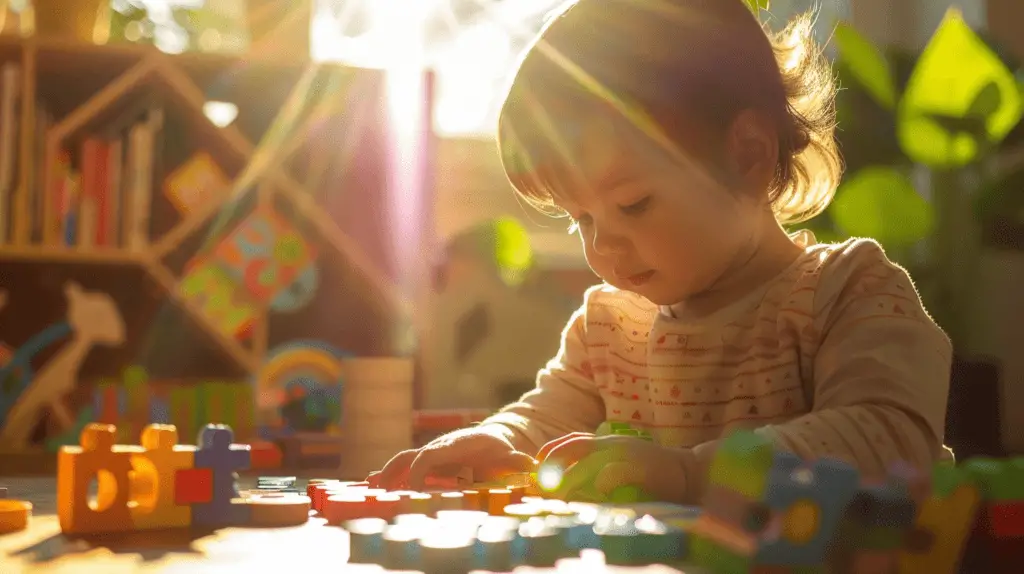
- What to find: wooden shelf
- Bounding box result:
[0,32,432,405]
[0,246,145,264]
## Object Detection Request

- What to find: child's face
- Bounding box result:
[550,114,767,305]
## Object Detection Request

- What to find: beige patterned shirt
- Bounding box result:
[484,234,953,501]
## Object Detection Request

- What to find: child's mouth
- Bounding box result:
[627,271,655,286]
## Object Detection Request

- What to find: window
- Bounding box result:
[310,0,856,137]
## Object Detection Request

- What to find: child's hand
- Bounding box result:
[367,425,537,490]
[536,433,688,504]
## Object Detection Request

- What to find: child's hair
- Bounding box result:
[497,0,842,225]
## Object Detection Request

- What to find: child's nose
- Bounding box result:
[591,226,629,256]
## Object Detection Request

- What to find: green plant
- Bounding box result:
[805,8,1024,348]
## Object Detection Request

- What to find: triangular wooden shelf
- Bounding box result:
[31,43,411,374]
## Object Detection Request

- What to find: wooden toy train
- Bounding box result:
[47,422,1024,573]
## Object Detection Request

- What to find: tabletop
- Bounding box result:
[0,476,365,574]
[0,477,692,574]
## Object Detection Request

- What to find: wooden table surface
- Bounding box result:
[0,476,359,574]
[0,477,689,574]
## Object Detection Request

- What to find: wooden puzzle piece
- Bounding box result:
[129,424,197,529]
[964,457,1024,539]
[57,423,140,534]
[706,431,775,499]
[245,493,311,527]
[175,468,213,505]
[690,431,775,573]
[828,482,917,573]
[192,424,251,527]
[757,452,861,566]
[0,499,31,534]
[898,466,980,574]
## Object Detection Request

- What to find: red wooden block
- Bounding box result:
[175,468,213,505]
[988,501,1024,538]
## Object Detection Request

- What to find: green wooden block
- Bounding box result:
[931,464,975,498]
[963,457,1024,501]
[707,431,774,499]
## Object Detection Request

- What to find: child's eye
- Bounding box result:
[619,196,651,216]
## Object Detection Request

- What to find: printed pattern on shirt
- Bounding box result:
[487,237,952,480]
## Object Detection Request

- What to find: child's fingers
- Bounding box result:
[536,432,594,463]
[553,449,616,499]
[475,451,538,482]
[406,445,469,490]
[540,434,600,472]
[373,449,416,489]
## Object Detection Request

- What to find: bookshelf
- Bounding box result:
[0,35,434,382]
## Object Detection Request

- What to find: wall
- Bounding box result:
[434,136,589,269]
[987,0,1024,61]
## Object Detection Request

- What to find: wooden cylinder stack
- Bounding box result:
[341,357,415,478]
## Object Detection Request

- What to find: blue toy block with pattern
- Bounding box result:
[192,424,252,527]
[756,451,861,566]
[840,483,917,552]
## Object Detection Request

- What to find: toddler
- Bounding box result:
[370,0,952,504]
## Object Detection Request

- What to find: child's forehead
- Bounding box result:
[547,117,672,186]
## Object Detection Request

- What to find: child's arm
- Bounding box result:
[677,239,952,502]
[477,286,608,454]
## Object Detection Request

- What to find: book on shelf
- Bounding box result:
[0,61,19,245]
[0,59,169,254]
[45,95,166,252]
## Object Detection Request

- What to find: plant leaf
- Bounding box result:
[830,167,935,246]
[491,217,534,286]
[834,22,897,110]
[897,8,1023,168]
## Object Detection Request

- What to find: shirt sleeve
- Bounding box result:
[677,239,953,502]
[480,285,608,454]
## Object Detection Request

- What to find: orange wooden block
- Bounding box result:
[461,489,482,511]
[57,423,141,534]
[487,489,512,516]
[436,491,464,512]
[129,424,197,529]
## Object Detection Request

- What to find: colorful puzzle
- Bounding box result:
[178,258,259,339]
[211,206,316,306]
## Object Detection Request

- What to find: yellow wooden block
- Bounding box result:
[57,423,142,534]
[130,424,197,529]
[898,484,980,574]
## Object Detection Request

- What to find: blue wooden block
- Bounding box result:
[757,452,861,566]
[192,424,251,527]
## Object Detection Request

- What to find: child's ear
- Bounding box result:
[726,109,778,195]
